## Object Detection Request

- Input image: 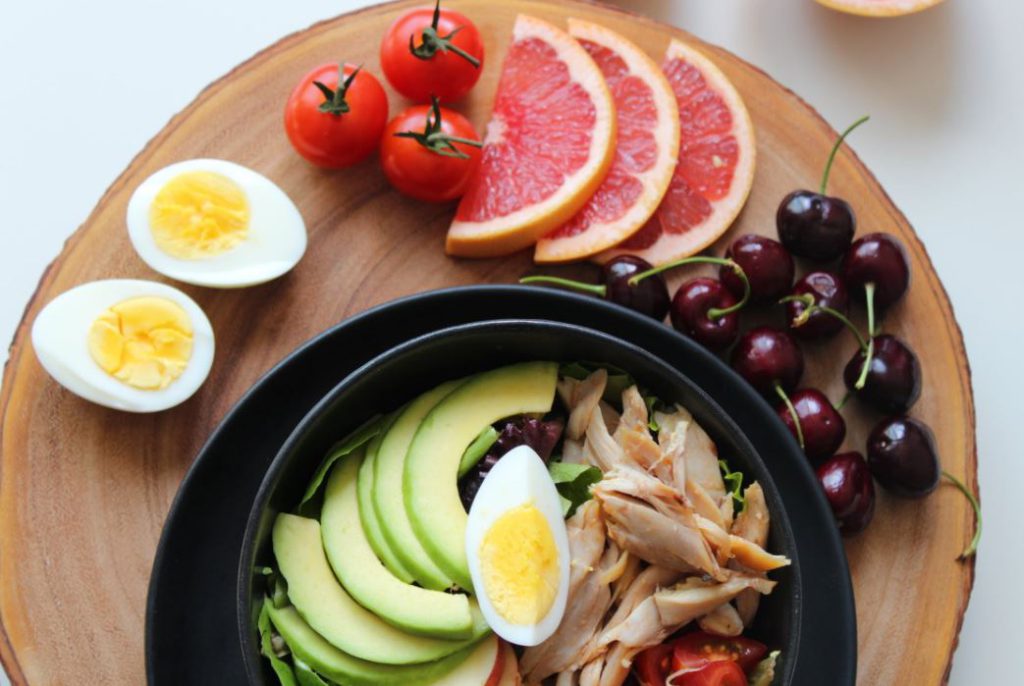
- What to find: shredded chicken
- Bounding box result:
[527,384,789,686]
[593,468,722,579]
[560,369,608,441]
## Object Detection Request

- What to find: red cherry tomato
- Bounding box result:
[284,63,388,168]
[671,632,769,675]
[380,0,484,102]
[675,660,748,686]
[379,99,482,202]
[635,643,673,686]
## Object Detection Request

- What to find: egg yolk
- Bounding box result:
[149,171,249,259]
[479,503,560,626]
[87,297,194,390]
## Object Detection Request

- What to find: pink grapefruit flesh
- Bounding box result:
[599,38,755,266]
[533,19,680,263]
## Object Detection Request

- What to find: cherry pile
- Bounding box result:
[520,117,980,556]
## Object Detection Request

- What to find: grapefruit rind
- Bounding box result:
[598,38,756,266]
[532,19,680,264]
[445,15,616,258]
[815,0,943,17]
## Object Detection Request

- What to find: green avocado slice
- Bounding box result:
[404,361,558,589]
[322,455,477,639]
[373,380,463,590]
[272,513,479,665]
[357,435,416,584]
[266,604,476,686]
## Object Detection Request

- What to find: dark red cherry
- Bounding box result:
[866,416,940,498]
[602,256,671,320]
[817,451,876,536]
[841,233,910,310]
[669,278,740,352]
[731,327,804,396]
[784,271,850,341]
[720,234,794,304]
[777,388,847,462]
[776,190,855,262]
[843,334,921,414]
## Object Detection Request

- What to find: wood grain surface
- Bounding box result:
[0,1,976,684]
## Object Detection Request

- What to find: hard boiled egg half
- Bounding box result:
[465,445,571,646]
[127,159,306,288]
[31,280,214,412]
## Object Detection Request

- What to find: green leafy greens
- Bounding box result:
[719,459,746,511]
[258,600,298,686]
[549,462,603,517]
[298,415,386,511]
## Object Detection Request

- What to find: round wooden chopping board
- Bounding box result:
[0,0,976,684]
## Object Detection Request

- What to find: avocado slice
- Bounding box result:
[372,381,462,590]
[357,435,416,584]
[272,513,479,664]
[404,361,558,589]
[266,604,476,686]
[322,455,478,639]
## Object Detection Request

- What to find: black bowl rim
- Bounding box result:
[146,284,855,685]
[237,318,802,684]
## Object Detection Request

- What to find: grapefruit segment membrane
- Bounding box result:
[599,39,755,266]
[533,19,680,263]
[446,15,616,258]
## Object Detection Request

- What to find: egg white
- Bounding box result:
[465,444,571,647]
[31,279,215,413]
[126,159,307,288]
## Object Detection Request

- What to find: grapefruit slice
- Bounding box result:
[599,39,755,266]
[815,0,943,17]
[533,20,680,263]
[446,15,616,258]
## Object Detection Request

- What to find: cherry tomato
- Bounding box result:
[284,63,388,168]
[671,632,769,675]
[380,0,484,102]
[635,643,673,686]
[675,661,748,686]
[379,98,482,202]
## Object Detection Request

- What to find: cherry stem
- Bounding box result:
[835,391,852,411]
[519,275,606,297]
[628,256,749,321]
[778,294,868,351]
[942,470,981,560]
[854,283,877,390]
[820,115,870,195]
[775,383,804,449]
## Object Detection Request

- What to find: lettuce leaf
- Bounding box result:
[258,600,298,686]
[549,462,602,517]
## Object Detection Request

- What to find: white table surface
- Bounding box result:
[1,0,1020,683]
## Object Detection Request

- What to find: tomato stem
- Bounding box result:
[409,0,481,68]
[313,64,360,116]
[393,96,482,159]
[820,115,870,195]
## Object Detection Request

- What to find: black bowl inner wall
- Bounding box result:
[242,319,798,682]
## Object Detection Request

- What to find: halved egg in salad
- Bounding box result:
[31,279,214,412]
[126,159,306,288]
[465,444,571,647]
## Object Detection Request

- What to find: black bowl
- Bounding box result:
[238,319,812,684]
